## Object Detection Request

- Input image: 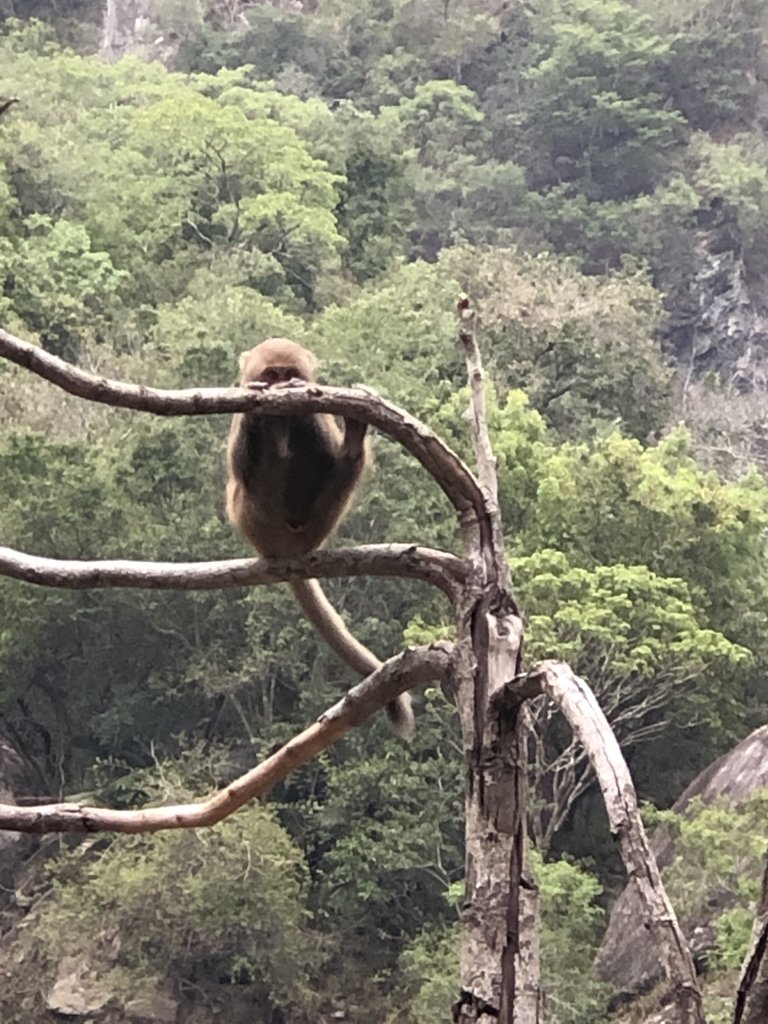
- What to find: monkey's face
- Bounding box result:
[256,363,306,385]
[239,338,318,386]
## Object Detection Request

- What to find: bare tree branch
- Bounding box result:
[0,543,468,598]
[530,660,704,1024]
[456,295,510,583]
[457,296,499,510]
[0,643,454,834]
[0,327,489,526]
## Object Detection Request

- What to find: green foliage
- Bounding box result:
[524,0,687,200]
[516,428,768,638]
[384,81,531,254]
[441,247,671,438]
[332,110,414,281]
[0,410,338,781]
[495,421,768,761]
[395,80,485,167]
[294,687,464,944]
[534,851,610,1024]
[1,4,101,50]
[0,214,125,358]
[312,246,671,440]
[148,277,306,386]
[685,134,768,276]
[150,0,203,38]
[399,923,460,1024]
[513,550,750,730]
[396,854,611,1024]
[656,792,768,974]
[178,3,318,81]
[0,798,318,1021]
[636,0,764,128]
[310,259,466,413]
[0,44,344,314]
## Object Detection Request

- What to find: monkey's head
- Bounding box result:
[239,338,318,386]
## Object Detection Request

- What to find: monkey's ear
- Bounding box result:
[238,350,251,372]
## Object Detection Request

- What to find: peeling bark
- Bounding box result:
[453,298,532,1023]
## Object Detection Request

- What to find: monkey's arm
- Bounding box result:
[320,419,368,510]
[330,419,369,504]
[341,418,368,462]
[293,419,368,541]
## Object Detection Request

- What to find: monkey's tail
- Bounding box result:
[290,579,415,741]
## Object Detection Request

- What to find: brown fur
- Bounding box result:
[226,338,414,739]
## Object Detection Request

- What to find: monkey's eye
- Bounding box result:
[261,368,281,384]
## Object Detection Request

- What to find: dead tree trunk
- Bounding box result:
[452,299,532,1023]
[450,300,703,1024]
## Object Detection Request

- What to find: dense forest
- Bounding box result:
[2,0,768,1021]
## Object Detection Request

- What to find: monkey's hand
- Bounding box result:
[244,379,303,390]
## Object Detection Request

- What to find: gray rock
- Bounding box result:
[596,724,768,997]
[124,990,179,1022]
[46,957,112,1016]
[670,199,768,390]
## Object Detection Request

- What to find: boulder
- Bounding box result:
[596,724,768,997]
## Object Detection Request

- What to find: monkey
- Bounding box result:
[226,338,415,740]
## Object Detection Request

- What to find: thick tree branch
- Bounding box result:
[0,643,454,834]
[0,543,467,598]
[529,660,704,1024]
[0,327,488,525]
